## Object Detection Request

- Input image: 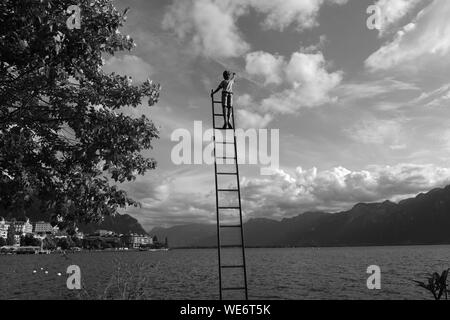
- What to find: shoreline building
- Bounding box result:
[121,233,154,249]
[11,219,33,236]
[0,218,10,239]
[33,221,55,236]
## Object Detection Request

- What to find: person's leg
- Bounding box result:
[227,94,233,128]
[221,93,227,129]
[222,105,227,129]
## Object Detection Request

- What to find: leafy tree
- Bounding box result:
[0,0,160,228]
[57,236,75,250]
[71,236,82,247]
[20,234,41,246]
[0,237,6,246]
[6,225,16,245]
[43,236,57,250]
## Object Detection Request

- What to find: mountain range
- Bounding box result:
[151,185,450,248]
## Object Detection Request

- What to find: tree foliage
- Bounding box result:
[0,0,160,228]
[20,233,41,246]
[6,225,16,245]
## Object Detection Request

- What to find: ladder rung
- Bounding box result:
[216,141,234,145]
[221,244,242,248]
[216,172,237,175]
[218,206,240,210]
[214,127,234,130]
[214,114,225,116]
[221,265,245,269]
[220,224,241,228]
[217,189,239,192]
[217,156,235,159]
[222,287,246,291]
[213,101,222,104]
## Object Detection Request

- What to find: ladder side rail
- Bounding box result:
[211,91,223,300]
[231,106,249,300]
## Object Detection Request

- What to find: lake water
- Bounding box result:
[1,246,449,300]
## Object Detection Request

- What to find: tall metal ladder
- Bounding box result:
[211,91,248,300]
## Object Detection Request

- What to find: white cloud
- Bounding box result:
[241,164,450,219]
[366,0,450,71]
[241,49,342,119]
[245,51,284,85]
[162,0,348,59]
[103,55,154,82]
[162,0,249,59]
[259,51,343,114]
[373,0,423,36]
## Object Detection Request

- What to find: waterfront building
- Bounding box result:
[121,233,154,249]
[33,221,54,235]
[13,234,20,246]
[0,219,9,239]
[12,219,33,236]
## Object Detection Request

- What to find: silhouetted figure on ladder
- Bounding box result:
[211,71,236,129]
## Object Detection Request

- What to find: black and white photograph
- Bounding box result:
[1,0,450,310]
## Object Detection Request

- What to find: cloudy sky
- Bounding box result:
[107,0,450,230]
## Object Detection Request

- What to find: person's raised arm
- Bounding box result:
[211,81,223,96]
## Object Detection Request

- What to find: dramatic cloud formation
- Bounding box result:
[366,0,450,71]
[162,0,348,59]
[241,164,450,219]
[103,0,450,229]
[122,163,450,229]
[240,49,342,127]
[255,50,342,114]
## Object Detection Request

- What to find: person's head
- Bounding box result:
[223,70,231,80]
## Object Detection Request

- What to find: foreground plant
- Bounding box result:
[414,269,449,300]
[78,259,159,300]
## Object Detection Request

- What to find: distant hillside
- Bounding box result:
[0,200,147,235]
[77,214,148,235]
[150,185,450,248]
[151,224,216,247]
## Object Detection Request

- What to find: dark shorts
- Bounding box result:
[222,92,233,108]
